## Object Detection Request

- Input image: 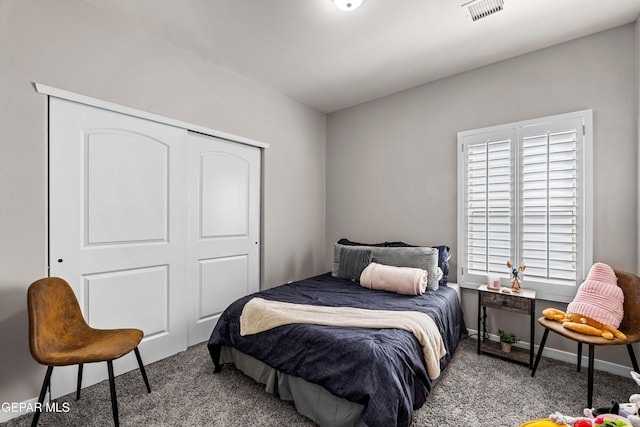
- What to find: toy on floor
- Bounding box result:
[593,415,633,427]
[548,410,594,426]
[541,263,626,340]
[520,374,640,427]
[580,395,640,427]
[520,418,570,427]
[585,397,640,419]
[554,396,640,426]
[520,415,595,427]
[522,413,635,426]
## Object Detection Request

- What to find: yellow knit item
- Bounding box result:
[520,419,567,427]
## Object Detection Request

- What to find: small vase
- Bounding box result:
[501,342,512,353]
[511,277,521,293]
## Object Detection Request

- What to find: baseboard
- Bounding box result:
[0,392,51,423]
[467,328,635,378]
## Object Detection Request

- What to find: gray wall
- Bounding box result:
[327,24,638,365]
[0,0,326,405]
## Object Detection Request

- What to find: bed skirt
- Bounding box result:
[219,345,366,427]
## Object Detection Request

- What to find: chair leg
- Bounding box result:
[627,344,640,373]
[587,344,594,409]
[107,360,119,427]
[76,363,83,400]
[577,342,582,372]
[31,366,53,427]
[531,328,549,377]
[134,347,151,393]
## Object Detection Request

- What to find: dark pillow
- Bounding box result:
[433,245,450,286]
[337,238,450,286]
[337,238,387,247]
[384,241,412,247]
[337,247,372,282]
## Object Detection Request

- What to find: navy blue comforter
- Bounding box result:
[208,273,465,427]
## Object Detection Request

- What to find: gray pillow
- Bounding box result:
[337,247,372,281]
[333,243,442,291]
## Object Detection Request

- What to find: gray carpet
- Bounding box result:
[4,337,639,426]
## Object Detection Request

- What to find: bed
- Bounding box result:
[207,240,466,427]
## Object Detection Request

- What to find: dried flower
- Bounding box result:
[506,260,526,279]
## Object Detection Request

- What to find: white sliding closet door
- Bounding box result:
[187,132,260,345]
[49,98,188,396]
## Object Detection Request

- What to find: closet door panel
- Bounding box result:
[200,153,249,237]
[49,97,188,398]
[85,131,168,244]
[199,255,249,319]
[187,132,260,345]
[83,266,169,337]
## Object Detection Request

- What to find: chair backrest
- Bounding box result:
[27,277,92,365]
[615,270,640,340]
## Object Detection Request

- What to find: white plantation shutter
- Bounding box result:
[458,111,592,302]
[464,132,514,276]
[520,120,584,286]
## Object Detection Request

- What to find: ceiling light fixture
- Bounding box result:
[332,0,363,12]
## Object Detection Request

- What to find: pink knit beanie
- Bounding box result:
[566,263,623,329]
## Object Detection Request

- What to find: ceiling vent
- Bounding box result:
[462,0,504,21]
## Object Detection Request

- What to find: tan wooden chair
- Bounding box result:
[27,277,151,426]
[531,270,640,408]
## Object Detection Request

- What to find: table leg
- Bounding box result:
[477,292,481,354]
[529,299,535,369]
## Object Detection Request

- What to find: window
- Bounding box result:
[457,110,592,302]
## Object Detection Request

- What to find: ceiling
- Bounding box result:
[82,0,640,113]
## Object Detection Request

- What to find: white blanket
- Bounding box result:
[240,297,447,379]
